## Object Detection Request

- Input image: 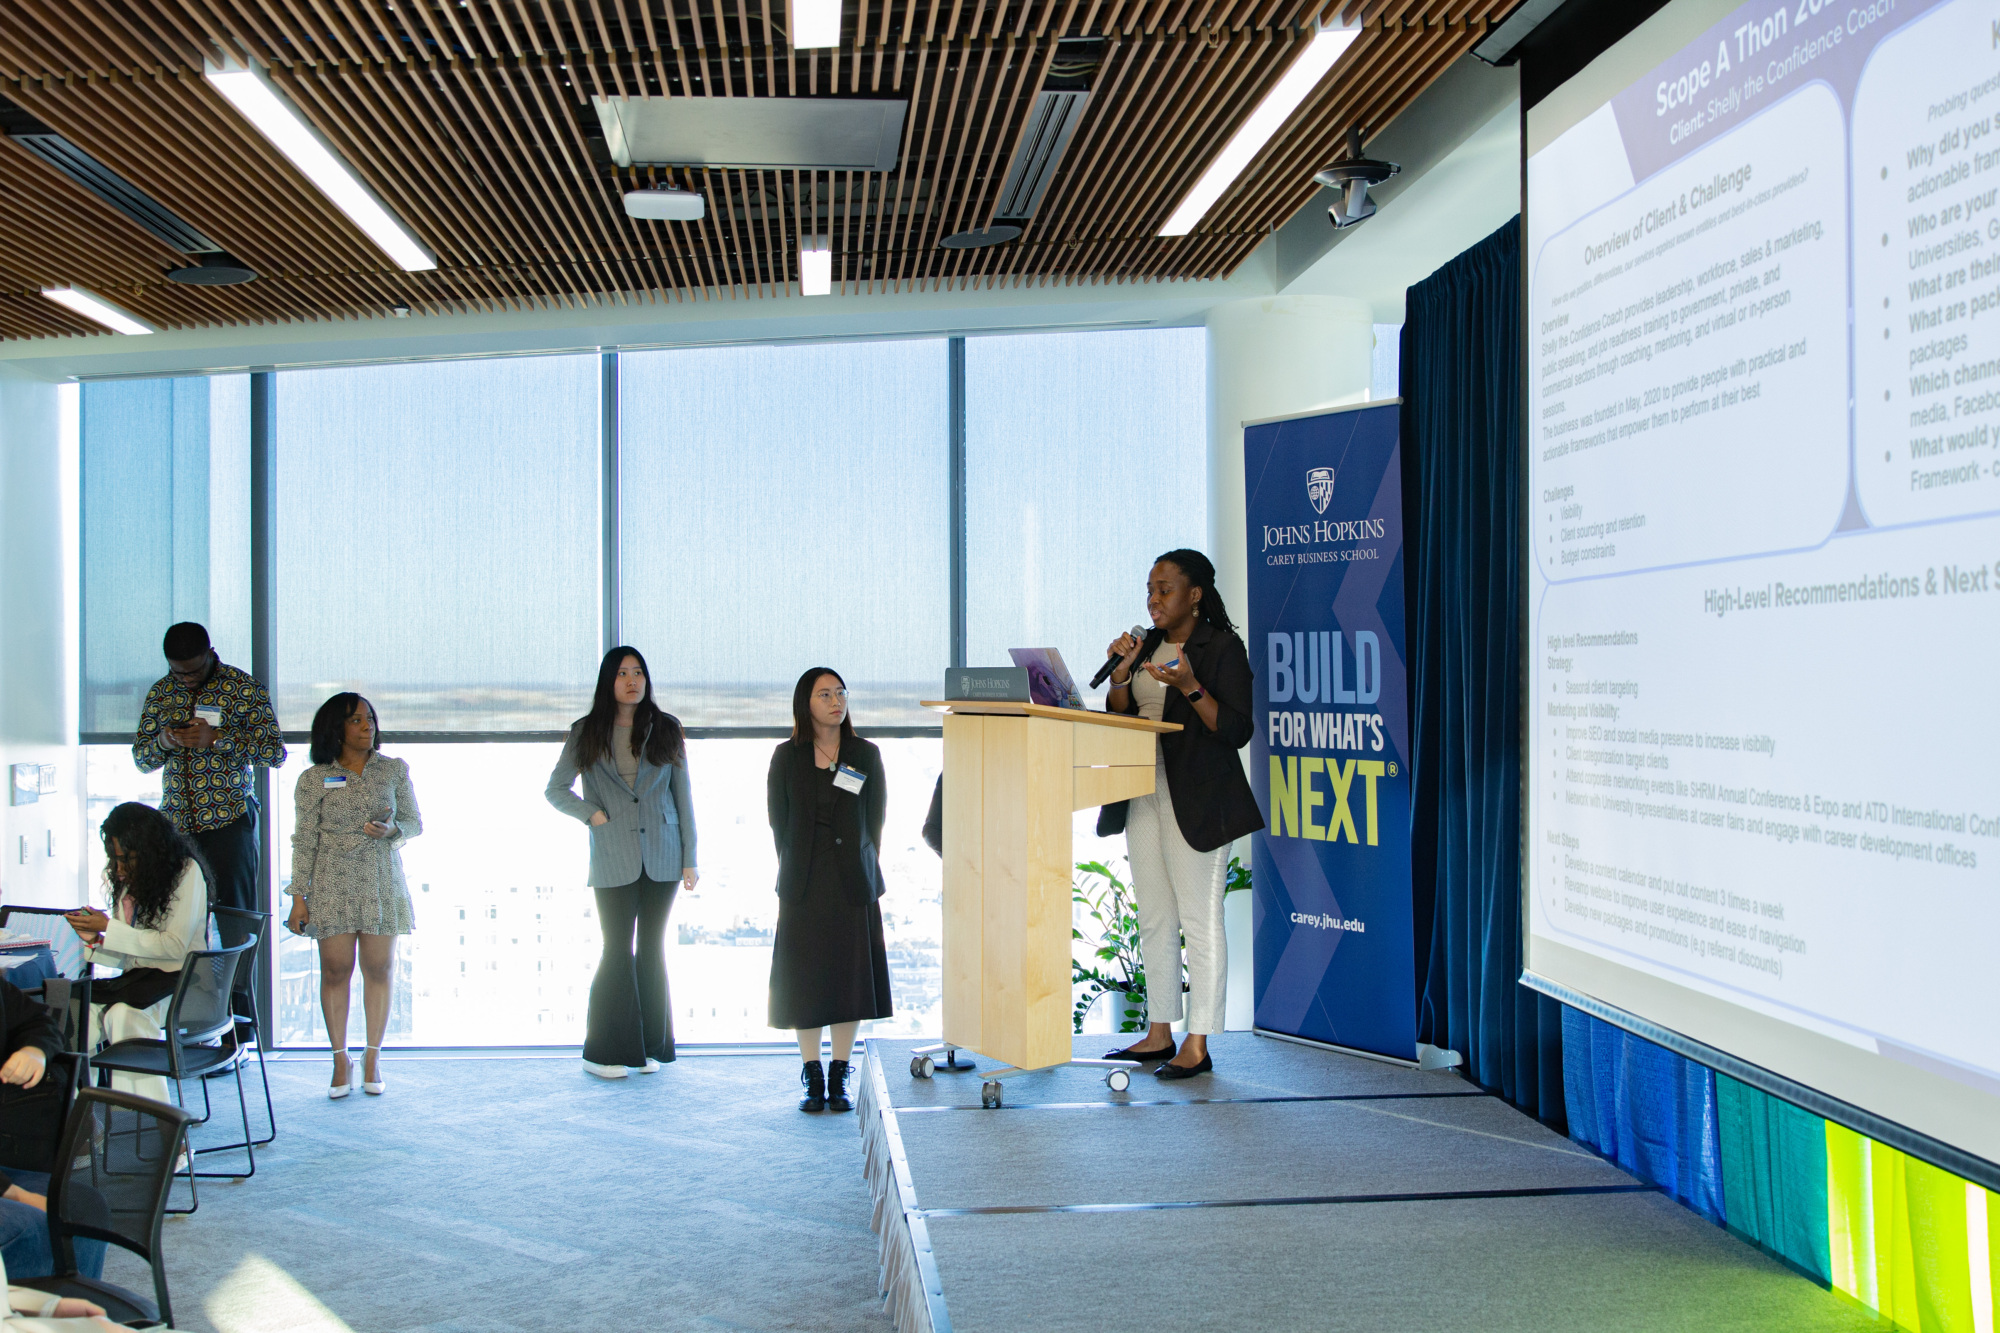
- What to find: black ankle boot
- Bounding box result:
[799,1059,826,1112]
[825,1058,854,1112]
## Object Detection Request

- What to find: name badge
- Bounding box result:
[195,707,223,727]
[324,774,348,788]
[832,764,866,795]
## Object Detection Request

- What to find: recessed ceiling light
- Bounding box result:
[800,236,831,296]
[1158,23,1358,237]
[623,187,705,221]
[40,285,154,335]
[792,0,840,48]
[204,59,436,272]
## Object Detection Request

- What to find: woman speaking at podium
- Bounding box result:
[1099,549,1262,1078]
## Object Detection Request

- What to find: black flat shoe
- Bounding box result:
[1104,1041,1177,1062]
[1153,1052,1213,1079]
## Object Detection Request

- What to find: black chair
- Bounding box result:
[89,940,256,1215]
[14,1086,192,1329]
[208,906,275,1149]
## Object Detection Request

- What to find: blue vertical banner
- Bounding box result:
[1243,402,1415,1061]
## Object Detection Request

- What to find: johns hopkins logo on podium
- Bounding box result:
[1306,467,1336,514]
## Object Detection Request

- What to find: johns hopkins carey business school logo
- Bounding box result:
[1307,467,1335,515]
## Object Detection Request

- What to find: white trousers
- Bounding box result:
[1126,766,1230,1034]
[89,1002,172,1107]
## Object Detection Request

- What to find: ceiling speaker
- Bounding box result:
[165,252,257,285]
[940,225,1022,250]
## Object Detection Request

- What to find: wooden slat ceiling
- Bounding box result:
[0,0,1518,340]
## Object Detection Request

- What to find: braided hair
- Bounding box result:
[1153,548,1237,637]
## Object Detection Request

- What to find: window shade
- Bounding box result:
[619,341,948,728]
[273,356,601,732]
[80,375,251,736]
[965,328,1208,704]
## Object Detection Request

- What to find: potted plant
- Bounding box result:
[1071,860,1147,1034]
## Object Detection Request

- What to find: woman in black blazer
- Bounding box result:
[766,666,892,1113]
[1097,549,1263,1078]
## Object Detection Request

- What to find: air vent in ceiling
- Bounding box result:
[593,96,909,171]
[992,38,1105,221]
[1,97,218,254]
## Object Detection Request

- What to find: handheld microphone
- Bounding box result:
[1089,625,1148,689]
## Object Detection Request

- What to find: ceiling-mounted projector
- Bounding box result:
[1314,128,1399,229]
[623,187,705,221]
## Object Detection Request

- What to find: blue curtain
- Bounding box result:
[1715,1073,1830,1279]
[1401,215,1566,1129]
[1562,1008,1725,1220]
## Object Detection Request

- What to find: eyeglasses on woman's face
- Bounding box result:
[813,688,848,702]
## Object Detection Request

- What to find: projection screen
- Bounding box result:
[1523,0,2000,1175]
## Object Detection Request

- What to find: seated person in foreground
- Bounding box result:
[0,981,103,1285]
[64,804,209,1107]
[0,1246,135,1331]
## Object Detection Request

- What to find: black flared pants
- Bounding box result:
[584,873,678,1066]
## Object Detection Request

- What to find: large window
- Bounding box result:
[80,329,1206,1047]
[965,329,1208,704]
[619,341,949,728]
[273,357,603,732]
[273,737,943,1046]
[80,375,250,736]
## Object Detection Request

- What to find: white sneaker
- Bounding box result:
[638,1058,661,1074]
[582,1059,628,1080]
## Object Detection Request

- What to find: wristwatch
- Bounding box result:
[1184,686,1205,703]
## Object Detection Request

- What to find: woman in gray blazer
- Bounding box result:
[545,647,698,1079]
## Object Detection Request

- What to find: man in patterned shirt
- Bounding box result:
[133,623,287,1009]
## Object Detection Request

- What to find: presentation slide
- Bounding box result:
[1525,0,2000,1166]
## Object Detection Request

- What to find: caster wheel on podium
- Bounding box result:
[981,1081,1004,1109]
[1106,1068,1131,1092]
[911,1055,936,1079]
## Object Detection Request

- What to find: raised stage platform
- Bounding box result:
[859,1032,1892,1333]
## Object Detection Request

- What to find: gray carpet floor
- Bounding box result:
[122,1036,1896,1333]
[895,1096,1636,1205]
[872,1034,1896,1333]
[921,1194,1894,1333]
[133,1052,892,1333]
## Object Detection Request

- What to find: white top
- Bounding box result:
[1129,641,1183,724]
[87,860,207,974]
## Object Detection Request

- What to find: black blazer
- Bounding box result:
[1098,620,1265,854]
[767,734,888,904]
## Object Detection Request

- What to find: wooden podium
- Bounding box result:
[917,701,1180,1092]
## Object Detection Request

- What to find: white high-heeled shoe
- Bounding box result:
[329,1050,356,1100]
[362,1045,385,1096]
